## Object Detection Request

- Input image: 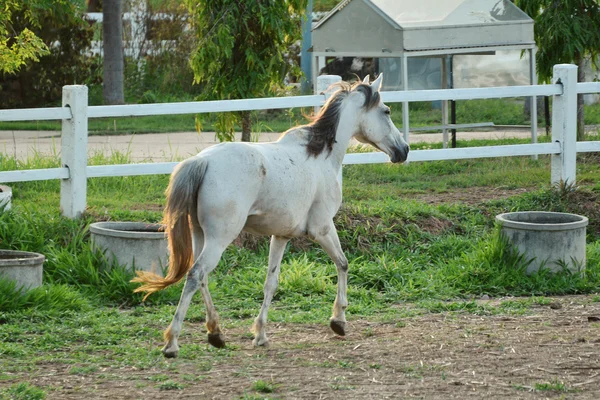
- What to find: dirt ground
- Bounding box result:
[25,295,600,399]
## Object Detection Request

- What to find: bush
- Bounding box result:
[0,2,94,108]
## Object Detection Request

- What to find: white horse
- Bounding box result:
[132,74,409,358]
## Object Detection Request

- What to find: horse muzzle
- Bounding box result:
[390,144,409,163]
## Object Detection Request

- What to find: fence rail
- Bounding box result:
[0,107,72,122]
[0,64,598,218]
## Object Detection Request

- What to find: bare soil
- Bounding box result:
[408,186,533,206]
[24,295,600,399]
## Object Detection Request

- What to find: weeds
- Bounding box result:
[253,380,276,394]
[0,383,46,400]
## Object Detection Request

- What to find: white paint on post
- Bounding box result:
[441,57,449,148]
[60,85,89,218]
[314,56,327,114]
[530,48,538,160]
[551,64,578,186]
[311,54,319,95]
[402,55,409,143]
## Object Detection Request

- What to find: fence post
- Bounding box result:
[551,64,577,186]
[60,85,88,218]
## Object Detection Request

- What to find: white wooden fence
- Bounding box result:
[1,64,600,218]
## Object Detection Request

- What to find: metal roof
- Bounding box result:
[312,0,534,55]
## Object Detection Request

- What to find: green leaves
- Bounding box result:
[516,0,600,82]
[186,0,308,140]
[0,0,88,74]
[0,0,93,108]
[0,3,50,74]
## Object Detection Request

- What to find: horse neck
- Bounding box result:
[328,101,361,169]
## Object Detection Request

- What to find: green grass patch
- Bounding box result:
[534,380,575,393]
[1,148,599,317]
[0,382,46,400]
[0,144,599,397]
[253,379,277,394]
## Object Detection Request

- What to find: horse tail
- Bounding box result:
[132,156,208,300]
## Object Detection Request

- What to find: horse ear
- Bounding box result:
[371,73,383,92]
[362,75,370,84]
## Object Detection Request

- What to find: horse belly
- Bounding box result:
[243,212,307,238]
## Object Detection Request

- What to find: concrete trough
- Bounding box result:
[496,211,588,275]
[0,185,11,211]
[0,249,44,290]
[90,221,168,275]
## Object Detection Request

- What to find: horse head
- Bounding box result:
[353,74,409,163]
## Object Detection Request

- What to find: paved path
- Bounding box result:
[0,129,539,162]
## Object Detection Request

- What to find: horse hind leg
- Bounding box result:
[162,263,202,358]
[252,236,288,347]
[199,273,225,348]
[188,224,225,348]
[162,231,228,357]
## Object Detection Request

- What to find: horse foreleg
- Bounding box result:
[163,241,227,357]
[313,222,349,336]
[252,236,288,347]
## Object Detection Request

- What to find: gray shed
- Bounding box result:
[311,0,537,146]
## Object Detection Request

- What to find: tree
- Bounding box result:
[0,0,93,108]
[103,0,124,104]
[186,0,307,142]
[516,0,600,140]
[0,0,50,74]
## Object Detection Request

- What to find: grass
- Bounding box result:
[534,380,574,393]
[0,140,599,396]
[0,383,46,400]
[1,143,600,314]
[253,379,277,394]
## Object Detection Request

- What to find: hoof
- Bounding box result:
[252,336,270,347]
[162,345,179,359]
[330,319,346,336]
[207,332,226,348]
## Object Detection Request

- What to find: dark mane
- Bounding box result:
[305,82,380,157]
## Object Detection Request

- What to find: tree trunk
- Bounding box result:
[575,54,586,141]
[241,111,252,142]
[103,0,124,105]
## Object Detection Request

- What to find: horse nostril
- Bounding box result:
[391,147,408,163]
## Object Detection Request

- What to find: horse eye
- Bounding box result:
[384,108,391,115]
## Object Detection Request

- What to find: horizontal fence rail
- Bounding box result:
[576,141,600,153]
[87,95,327,118]
[0,64,598,218]
[0,107,72,122]
[0,168,70,183]
[577,82,600,94]
[86,162,179,178]
[344,143,561,165]
[0,82,596,122]
[381,84,562,103]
